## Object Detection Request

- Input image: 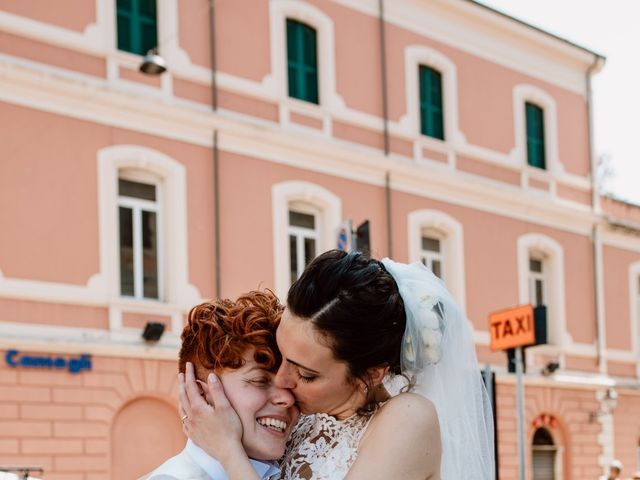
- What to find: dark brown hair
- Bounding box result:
[287,250,406,385]
[179,290,284,374]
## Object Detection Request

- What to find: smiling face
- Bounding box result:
[196,348,299,461]
[273,309,364,419]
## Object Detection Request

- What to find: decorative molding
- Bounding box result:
[400,45,465,145]
[0,321,181,360]
[511,84,562,177]
[407,209,466,309]
[272,181,342,299]
[0,58,602,242]
[517,233,567,353]
[268,0,342,109]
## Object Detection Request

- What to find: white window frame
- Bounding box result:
[408,210,465,309]
[268,0,340,110]
[98,145,200,331]
[272,181,341,299]
[517,234,566,348]
[512,84,561,174]
[117,173,163,301]
[528,256,546,307]
[288,203,320,283]
[420,232,445,280]
[400,45,464,145]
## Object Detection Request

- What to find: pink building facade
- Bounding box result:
[0,0,639,478]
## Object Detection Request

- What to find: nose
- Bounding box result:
[274,362,296,389]
[270,385,295,408]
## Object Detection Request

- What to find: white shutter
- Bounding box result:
[532,448,555,480]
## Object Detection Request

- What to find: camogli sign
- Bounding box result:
[5,350,92,374]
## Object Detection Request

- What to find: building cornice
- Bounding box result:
[0,56,605,238]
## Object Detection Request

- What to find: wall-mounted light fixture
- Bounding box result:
[139,48,167,75]
[589,387,618,422]
[142,322,165,342]
[541,361,560,376]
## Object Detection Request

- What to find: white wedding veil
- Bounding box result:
[381,258,495,479]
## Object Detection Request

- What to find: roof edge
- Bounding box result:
[465,0,606,61]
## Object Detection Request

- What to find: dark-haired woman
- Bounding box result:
[180,250,494,479]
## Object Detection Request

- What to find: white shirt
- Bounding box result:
[186,440,280,480]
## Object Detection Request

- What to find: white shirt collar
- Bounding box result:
[186,439,280,480]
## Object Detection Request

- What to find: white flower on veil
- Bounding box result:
[402,284,445,367]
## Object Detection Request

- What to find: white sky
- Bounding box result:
[475,0,640,205]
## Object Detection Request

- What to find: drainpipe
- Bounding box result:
[586,54,606,372]
[378,0,393,257]
[208,0,218,111]
[592,223,606,373]
[209,0,221,297]
[213,130,221,298]
[378,0,390,156]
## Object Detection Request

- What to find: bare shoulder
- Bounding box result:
[367,392,439,438]
[352,392,441,478]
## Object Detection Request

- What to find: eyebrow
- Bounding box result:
[286,358,320,375]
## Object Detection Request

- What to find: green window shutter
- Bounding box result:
[526,102,546,169]
[286,19,319,104]
[117,0,158,56]
[419,66,445,140]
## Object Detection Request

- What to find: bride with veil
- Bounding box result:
[180,250,494,479]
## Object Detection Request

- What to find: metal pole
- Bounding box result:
[515,346,526,480]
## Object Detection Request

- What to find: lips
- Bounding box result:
[256,416,289,434]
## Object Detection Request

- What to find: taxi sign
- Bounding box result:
[489,304,536,351]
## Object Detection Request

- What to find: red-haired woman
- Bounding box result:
[144,290,298,480]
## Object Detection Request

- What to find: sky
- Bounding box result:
[475,0,640,205]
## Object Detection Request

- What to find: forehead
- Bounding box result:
[278,309,337,366]
[194,348,266,379]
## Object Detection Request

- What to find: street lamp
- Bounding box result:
[139,48,167,75]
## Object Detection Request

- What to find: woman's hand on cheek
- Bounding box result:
[178,362,244,462]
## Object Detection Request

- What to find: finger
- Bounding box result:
[177,372,191,417]
[206,373,231,410]
[184,362,204,407]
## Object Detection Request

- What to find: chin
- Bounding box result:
[246,446,284,462]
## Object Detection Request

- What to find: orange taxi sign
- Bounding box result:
[489,304,536,351]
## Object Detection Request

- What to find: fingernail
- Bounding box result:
[208,373,218,383]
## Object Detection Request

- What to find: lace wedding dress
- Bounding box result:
[278,412,374,480]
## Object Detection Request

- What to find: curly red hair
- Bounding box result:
[178,290,284,375]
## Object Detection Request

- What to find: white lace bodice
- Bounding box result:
[278,412,374,480]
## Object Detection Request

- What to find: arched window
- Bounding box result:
[517,234,566,347]
[408,210,465,309]
[512,85,560,174]
[401,45,463,144]
[269,0,338,108]
[532,427,557,480]
[272,181,341,298]
[97,145,200,332]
